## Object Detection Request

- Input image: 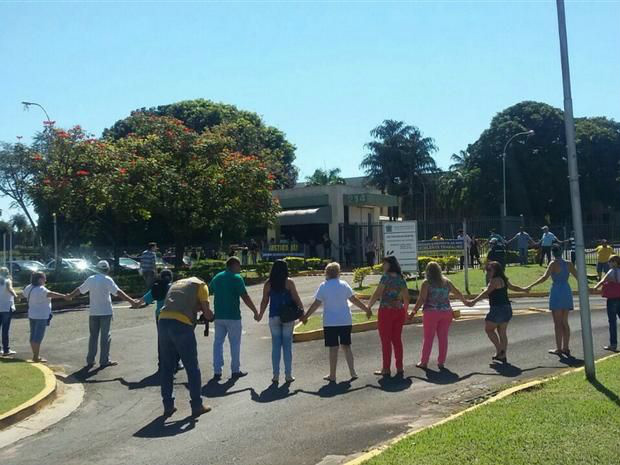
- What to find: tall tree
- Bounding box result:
[0,142,41,245]
[103,99,298,189]
[446,101,620,221]
[361,120,438,219]
[305,168,346,186]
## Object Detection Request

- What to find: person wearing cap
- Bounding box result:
[537,226,558,266]
[68,260,138,368]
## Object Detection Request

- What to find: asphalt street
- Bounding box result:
[0,275,614,465]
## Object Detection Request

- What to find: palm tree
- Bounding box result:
[305,168,346,186]
[361,120,438,219]
[438,150,475,217]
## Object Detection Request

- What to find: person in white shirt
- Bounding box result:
[303,262,370,382]
[68,260,137,368]
[0,267,18,356]
[23,272,68,363]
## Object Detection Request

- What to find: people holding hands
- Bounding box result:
[367,256,409,377]
[303,262,369,382]
[412,262,467,370]
[466,261,529,363]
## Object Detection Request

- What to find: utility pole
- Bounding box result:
[556,0,595,380]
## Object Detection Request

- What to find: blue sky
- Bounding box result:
[1,1,619,219]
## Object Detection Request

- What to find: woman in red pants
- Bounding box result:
[367,256,410,377]
[411,261,467,370]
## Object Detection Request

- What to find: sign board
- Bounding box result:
[262,242,305,260]
[383,221,418,273]
[418,239,464,257]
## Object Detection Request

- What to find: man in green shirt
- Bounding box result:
[209,256,259,379]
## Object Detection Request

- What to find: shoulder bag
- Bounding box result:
[602,269,620,299]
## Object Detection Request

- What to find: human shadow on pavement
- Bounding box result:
[119,372,160,390]
[488,362,523,378]
[202,377,251,398]
[250,382,299,403]
[409,367,460,385]
[298,380,368,398]
[373,375,413,392]
[589,379,620,408]
[558,355,584,368]
[134,415,196,438]
[64,365,106,383]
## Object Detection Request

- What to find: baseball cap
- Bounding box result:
[97,260,110,271]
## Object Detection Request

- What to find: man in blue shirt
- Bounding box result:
[538,226,558,266]
[508,227,534,265]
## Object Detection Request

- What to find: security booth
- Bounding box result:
[270,177,399,263]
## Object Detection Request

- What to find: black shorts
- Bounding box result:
[323,325,352,347]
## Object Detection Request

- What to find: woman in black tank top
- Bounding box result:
[465,261,529,363]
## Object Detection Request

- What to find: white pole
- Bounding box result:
[556,0,595,380]
[8,228,13,277]
[463,219,470,295]
[53,213,58,271]
[2,233,5,267]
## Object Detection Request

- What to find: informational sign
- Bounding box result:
[262,242,305,259]
[383,221,418,273]
[418,239,464,257]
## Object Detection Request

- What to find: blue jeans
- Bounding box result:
[519,247,528,265]
[607,299,620,347]
[0,311,12,353]
[269,317,295,377]
[213,319,242,375]
[158,318,203,411]
[87,315,112,365]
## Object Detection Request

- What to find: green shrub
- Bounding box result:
[284,257,305,273]
[353,266,372,289]
[306,258,323,270]
[255,261,272,277]
[445,256,460,271]
[372,264,383,274]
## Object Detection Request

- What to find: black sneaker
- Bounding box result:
[212,373,222,381]
[231,371,248,379]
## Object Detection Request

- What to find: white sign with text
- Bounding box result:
[382,221,418,273]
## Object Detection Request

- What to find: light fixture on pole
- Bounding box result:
[556,0,595,380]
[21,101,53,125]
[502,129,535,217]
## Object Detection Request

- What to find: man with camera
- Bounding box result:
[157,276,212,418]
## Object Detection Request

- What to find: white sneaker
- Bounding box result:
[2,349,16,356]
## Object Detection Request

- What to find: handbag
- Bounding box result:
[602,270,620,299]
[279,291,303,323]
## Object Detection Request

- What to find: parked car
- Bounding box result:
[119,257,140,271]
[7,260,47,274]
[46,258,96,273]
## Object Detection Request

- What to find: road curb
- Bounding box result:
[293,311,461,343]
[0,362,57,430]
[342,352,620,465]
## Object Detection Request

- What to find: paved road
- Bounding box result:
[0,275,613,465]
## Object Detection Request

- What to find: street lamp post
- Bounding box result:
[21,101,52,124]
[502,130,535,217]
[556,0,595,380]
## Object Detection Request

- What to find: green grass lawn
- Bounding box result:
[0,358,46,416]
[356,264,597,297]
[365,355,620,465]
[295,311,377,333]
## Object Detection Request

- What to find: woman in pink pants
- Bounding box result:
[411,261,467,370]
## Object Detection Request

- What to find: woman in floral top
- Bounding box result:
[367,256,410,377]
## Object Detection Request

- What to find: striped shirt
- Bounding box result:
[139,250,157,273]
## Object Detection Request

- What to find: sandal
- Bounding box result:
[548,349,562,355]
[373,370,390,377]
[416,362,428,369]
[323,375,336,382]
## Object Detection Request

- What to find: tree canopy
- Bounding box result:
[438,101,620,222]
[103,99,298,189]
[361,120,438,219]
[305,168,346,186]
